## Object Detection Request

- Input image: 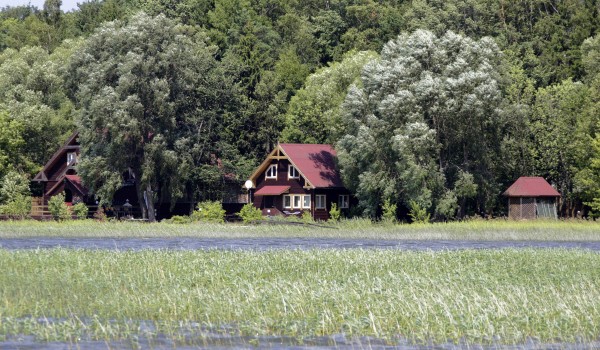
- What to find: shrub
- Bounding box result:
[191,201,225,223]
[0,171,30,204]
[72,203,89,219]
[381,199,397,223]
[0,194,31,219]
[301,210,314,223]
[329,203,341,221]
[93,206,107,221]
[409,200,430,224]
[238,203,263,223]
[165,215,192,224]
[48,193,71,221]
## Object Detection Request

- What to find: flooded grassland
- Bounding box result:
[1,249,600,347]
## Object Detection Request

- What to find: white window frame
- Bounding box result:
[288,165,300,179]
[316,194,326,209]
[283,194,312,209]
[339,195,349,209]
[283,195,291,209]
[303,195,311,209]
[265,164,277,179]
[67,152,77,166]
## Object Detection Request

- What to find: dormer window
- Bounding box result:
[288,165,299,179]
[266,164,277,179]
[67,152,77,166]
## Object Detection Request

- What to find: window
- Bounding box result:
[283,195,291,208]
[293,195,301,208]
[288,165,299,179]
[316,194,326,209]
[339,195,349,209]
[283,194,312,209]
[303,195,311,209]
[67,152,77,166]
[266,164,277,179]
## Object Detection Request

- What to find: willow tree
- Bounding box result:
[67,12,230,221]
[337,30,506,218]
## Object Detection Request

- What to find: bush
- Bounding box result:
[238,203,263,223]
[0,194,31,219]
[191,201,225,223]
[165,215,192,224]
[409,200,430,224]
[381,199,397,223]
[93,206,107,221]
[48,193,71,221]
[72,203,89,219]
[301,210,314,223]
[329,203,341,221]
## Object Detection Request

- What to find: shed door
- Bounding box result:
[521,198,535,219]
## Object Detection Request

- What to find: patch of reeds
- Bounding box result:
[1,249,600,344]
[0,218,599,240]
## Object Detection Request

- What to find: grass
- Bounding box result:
[1,249,600,345]
[0,218,599,240]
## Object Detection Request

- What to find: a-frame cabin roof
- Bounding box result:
[33,131,79,183]
[503,177,561,197]
[248,143,344,189]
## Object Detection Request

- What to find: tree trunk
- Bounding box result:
[145,184,156,222]
[134,178,147,220]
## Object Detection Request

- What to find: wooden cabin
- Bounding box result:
[503,177,560,219]
[247,143,352,220]
[31,132,139,219]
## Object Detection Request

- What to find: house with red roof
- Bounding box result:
[246,143,351,220]
[503,177,560,219]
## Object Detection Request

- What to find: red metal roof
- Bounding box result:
[65,175,88,196]
[503,177,560,197]
[254,185,291,196]
[279,144,344,188]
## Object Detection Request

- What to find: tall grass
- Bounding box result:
[0,218,599,240]
[1,249,600,344]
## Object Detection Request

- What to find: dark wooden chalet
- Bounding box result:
[503,177,560,219]
[31,132,139,219]
[247,143,352,220]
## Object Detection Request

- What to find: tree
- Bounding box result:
[67,13,231,221]
[337,30,506,217]
[0,43,78,176]
[281,50,377,144]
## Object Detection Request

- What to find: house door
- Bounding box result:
[264,196,275,208]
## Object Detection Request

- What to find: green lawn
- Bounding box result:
[0,218,599,240]
[1,249,600,345]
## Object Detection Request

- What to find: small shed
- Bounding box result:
[503,177,560,219]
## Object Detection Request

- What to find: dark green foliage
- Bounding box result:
[1,0,600,220]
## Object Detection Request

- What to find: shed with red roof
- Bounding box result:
[503,177,560,219]
[246,143,351,220]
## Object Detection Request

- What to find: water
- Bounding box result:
[2,237,600,251]
[3,238,599,349]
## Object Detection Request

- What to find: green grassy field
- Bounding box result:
[1,249,600,345]
[0,218,599,240]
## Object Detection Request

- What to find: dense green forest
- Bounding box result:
[1,0,600,219]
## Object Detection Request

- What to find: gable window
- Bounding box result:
[67,152,77,166]
[339,195,349,209]
[266,164,277,179]
[316,194,326,209]
[288,165,299,179]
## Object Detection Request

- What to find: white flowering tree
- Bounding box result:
[337,30,505,218]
